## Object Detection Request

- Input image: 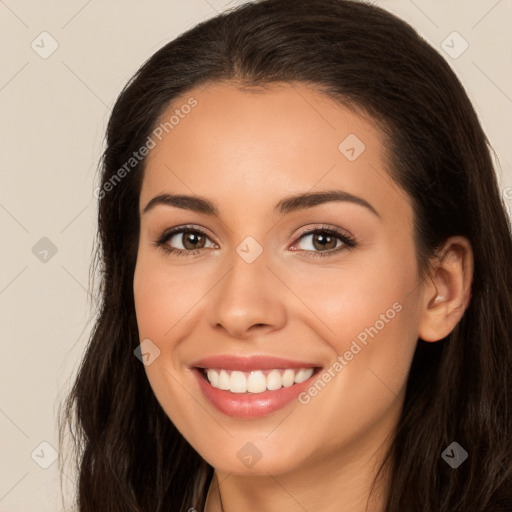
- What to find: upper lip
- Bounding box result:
[191,355,322,372]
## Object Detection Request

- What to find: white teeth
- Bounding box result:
[247,371,267,393]
[203,367,315,393]
[294,368,312,384]
[206,369,219,388]
[266,369,282,390]
[218,370,230,390]
[282,369,295,387]
[230,371,247,393]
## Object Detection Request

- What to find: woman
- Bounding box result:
[59,0,512,511]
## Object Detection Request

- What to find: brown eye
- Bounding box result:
[156,226,216,256]
[311,232,338,251]
[292,227,356,259]
[177,231,207,250]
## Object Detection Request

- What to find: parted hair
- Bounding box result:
[59,1,512,511]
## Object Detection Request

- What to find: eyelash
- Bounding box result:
[154,224,357,259]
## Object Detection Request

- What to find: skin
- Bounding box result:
[133,82,473,512]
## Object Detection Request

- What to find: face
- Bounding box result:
[133,82,425,477]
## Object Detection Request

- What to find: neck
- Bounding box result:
[204,428,394,512]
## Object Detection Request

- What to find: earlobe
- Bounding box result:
[418,236,474,343]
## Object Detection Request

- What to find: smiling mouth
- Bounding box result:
[197,367,322,394]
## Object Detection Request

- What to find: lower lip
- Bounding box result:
[192,368,319,418]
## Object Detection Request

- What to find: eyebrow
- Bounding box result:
[143,190,380,218]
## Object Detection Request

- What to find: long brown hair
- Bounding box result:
[59,1,512,510]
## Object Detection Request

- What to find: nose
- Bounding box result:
[206,250,287,339]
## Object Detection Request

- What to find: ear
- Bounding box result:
[418,236,474,342]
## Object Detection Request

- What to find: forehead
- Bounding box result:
[139,81,410,223]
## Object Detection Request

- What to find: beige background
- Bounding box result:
[1,0,511,510]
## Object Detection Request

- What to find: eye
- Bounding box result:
[291,226,356,258]
[154,224,356,258]
[155,225,217,256]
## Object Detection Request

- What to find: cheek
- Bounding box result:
[292,245,422,404]
[285,244,420,352]
[291,279,421,457]
[133,257,204,436]
[133,254,207,340]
